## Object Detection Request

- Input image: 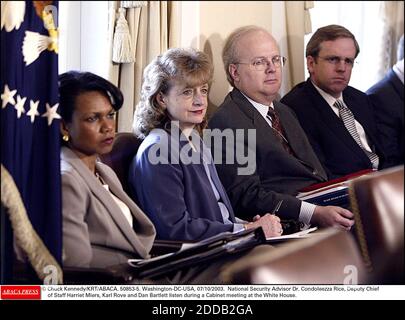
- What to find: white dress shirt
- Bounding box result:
[102,183,133,228]
[311,82,378,169]
[393,58,404,84]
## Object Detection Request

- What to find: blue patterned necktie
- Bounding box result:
[334,99,379,168]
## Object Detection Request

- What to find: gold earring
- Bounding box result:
[62,134,69,142]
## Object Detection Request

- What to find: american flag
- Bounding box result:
[1,1,62,283]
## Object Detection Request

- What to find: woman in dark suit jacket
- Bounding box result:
[130,48,282,241]
[59,71,156,268]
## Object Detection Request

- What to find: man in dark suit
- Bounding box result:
[208,25,354,230]
[281,25,386,179]
[367,35,404,166]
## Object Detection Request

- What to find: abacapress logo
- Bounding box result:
[1,285,41,300]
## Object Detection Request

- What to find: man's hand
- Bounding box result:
[311,205,354,230]
[245,213,283,238]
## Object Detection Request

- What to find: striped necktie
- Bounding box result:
[334,99,379,168]
[266,107,295,156]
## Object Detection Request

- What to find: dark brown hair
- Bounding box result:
[306,24,360,58]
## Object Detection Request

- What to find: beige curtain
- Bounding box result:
[107,1,180,132]
[379,1,404,75]
[284,1,314,89]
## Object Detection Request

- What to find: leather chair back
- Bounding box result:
[99,132,142,194]
[349,165,404,283]
[221,228,367,284]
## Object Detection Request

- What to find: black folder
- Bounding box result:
[128,227,266,279]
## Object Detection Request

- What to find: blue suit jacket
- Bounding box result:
[129,128,236,241]
[367,69,404,166]
[281,79,386,179]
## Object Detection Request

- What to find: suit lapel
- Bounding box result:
[305,81,368,160]
[61,147,150,256]
[274,101,327,180]
[230,89,263,127]
[231,89,327,180]
[95,163,154,255]
[181,131,237,223]
[202,146,236,222]
[274,101,302,155]
[230,89,285,150]
[388,69,404,100]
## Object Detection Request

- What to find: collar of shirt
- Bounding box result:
[311,80,343,117]
[241,92,274,120]
[393,59,404,84]
[311,81,375,156]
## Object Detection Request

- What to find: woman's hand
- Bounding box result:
[245,213,283,238]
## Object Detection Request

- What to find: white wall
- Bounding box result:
[178,1,290,113]
[59,1,110,78]
[58,1,81,73]
[60,1,388,100]
[182,1,273,109]
[305,1,385,92]
[80,1,110,78]
[59,1,290,107]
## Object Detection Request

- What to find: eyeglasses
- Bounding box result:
[317,55,356,68]
[235,55,287,71]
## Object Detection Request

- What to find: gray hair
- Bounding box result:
[222,25,270,87]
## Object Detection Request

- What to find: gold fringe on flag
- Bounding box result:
[1,164,63,284]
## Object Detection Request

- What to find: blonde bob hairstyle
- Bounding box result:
[133,48,214,138]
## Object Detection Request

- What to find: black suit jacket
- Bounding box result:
[208,88,327,221]
[281,79,386,179]
[367,69,404,166]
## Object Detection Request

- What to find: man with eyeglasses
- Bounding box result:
[282,24,386,179]
[209,25,354,231]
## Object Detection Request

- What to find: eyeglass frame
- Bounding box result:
[234,55,287,71]
[316,55,357,68]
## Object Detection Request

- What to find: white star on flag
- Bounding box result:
[27,100,40,123]
[41,102,61,126]
[14,95,27,118]
[1,84,17,108]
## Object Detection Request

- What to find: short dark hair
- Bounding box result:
[58,71,123,123]
[306,24,360,58]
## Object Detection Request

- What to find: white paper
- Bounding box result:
[266,227,318,241]
[127,242,207,267]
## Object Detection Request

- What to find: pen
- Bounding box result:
[272,200,283,214]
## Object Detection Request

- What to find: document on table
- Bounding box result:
[266,227,318,241]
